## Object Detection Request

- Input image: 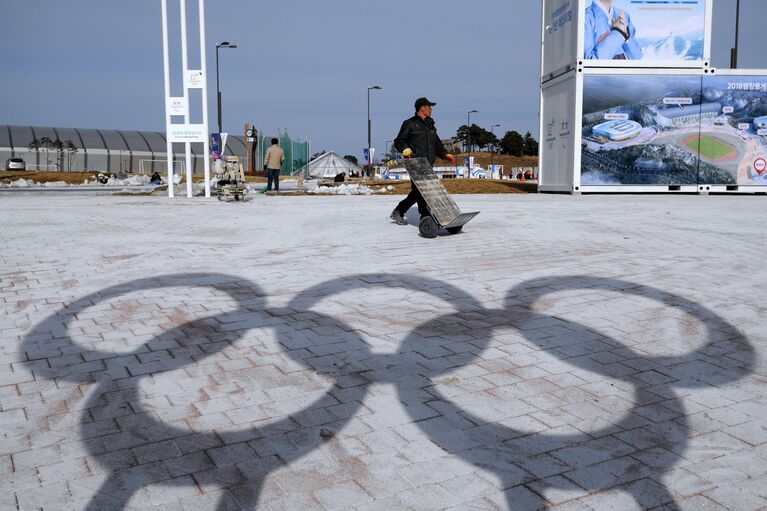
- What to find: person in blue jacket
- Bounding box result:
[584,0,642,60]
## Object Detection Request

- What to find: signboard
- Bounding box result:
[580,74,705,186]
[169,124,207,143]
[186,70,204,89]
[167,97,188,117]
[580,73,767,186]
[582,0,707,64]
[699,75,767,184]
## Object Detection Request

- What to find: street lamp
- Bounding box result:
[490,124,500,178]
[216,41,237,137]
[467,109,478,177]
[367,85,382,166]
[730,0,740,68]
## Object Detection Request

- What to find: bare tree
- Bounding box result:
[63,140,78,172]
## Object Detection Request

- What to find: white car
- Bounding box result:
[5,158,26,171]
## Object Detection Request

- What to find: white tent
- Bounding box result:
[294,151,364,179]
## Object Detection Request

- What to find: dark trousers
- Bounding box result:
[267,169,280,191]
[396,181,430,217]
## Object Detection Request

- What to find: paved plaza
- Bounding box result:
[1,192,766,510]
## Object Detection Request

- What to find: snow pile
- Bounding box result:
[42,181,68,187]
[306,182,396,195]
[9,178,37,188]
[105,175,151,186]
[307,183,375,195]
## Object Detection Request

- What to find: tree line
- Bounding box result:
[455,125,538,157]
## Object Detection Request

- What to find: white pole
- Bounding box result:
[180,0,193,198]
[161,0,174,197]
[199,0,211,197]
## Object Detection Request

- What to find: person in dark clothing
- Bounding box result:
[390,97,454,225]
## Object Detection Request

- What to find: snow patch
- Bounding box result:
[306,183,390,195]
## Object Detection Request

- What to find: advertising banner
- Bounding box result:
[581,74,767,186]
[211,133,220,159]
[699,75,767,185]
[582,0,706,64]
[580,74,706,185]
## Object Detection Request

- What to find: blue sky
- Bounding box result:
[2,0,765,158]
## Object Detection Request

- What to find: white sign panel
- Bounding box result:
[169,124,207,142]
[167,97,188,117]
[542,0,578,79]
[186,70,204,89]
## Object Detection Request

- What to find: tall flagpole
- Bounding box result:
[160,0,174,197]
[199,0,211,197]
[180,0,193,198]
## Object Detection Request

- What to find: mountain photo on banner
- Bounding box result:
[583,0,706,62]
[628,0,705,60]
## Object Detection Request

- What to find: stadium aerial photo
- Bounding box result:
[580,74,767,186]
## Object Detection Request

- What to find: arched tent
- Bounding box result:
[294,151,364,179]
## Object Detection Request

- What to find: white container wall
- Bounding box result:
[540,71,579,192]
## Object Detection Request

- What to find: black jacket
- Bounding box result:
[393,115,448,165]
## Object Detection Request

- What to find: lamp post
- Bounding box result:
[490,124,500,179]
[215,41,237,137]
[730,0,741,68]
[367,85,382,166]
[467,109,478,177]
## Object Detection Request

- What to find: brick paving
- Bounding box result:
[1,193,766,510]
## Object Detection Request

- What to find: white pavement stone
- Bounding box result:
[1,193,766,510]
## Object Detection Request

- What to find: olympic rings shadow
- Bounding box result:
[284,274,755,510]
[21,274,372,510]
[20,273,754,510]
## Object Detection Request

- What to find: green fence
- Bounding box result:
[255,131,309,175]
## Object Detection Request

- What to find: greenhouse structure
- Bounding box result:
[0,125,309,176]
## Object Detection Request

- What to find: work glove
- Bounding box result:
[445,154,454,163]
[402,148,413,158]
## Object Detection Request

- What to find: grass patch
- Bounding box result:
[686,136,735,159]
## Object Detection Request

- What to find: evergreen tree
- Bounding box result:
[522,131,539,156]
[499,131,525,156]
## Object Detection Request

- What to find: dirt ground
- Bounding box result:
[1,153,539,194]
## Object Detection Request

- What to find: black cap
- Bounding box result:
[414,97,437,111]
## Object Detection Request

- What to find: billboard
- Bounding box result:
[580,74,767,186]
[581,74,708,185]
[699,75,767,185]
[583,0,706,64]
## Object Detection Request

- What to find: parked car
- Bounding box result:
[5,158,26,171]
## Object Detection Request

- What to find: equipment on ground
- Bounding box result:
[402,157,479,238]
[214,156,247,201]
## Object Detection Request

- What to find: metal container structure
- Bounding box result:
[537,0,767,193]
